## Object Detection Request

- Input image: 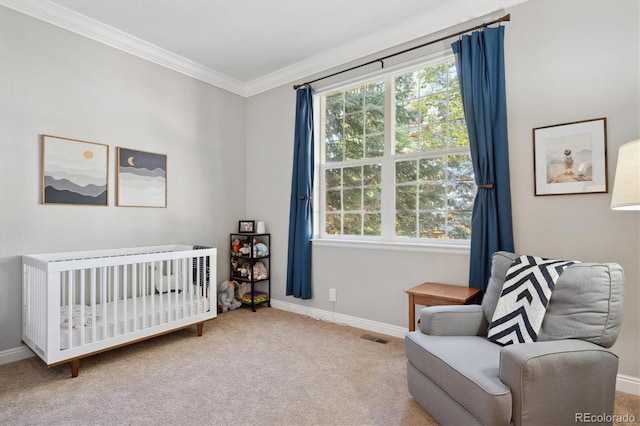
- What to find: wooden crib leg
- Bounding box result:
[70,359,80,378]
[196,322,204,336]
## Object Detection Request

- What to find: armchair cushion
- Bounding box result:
[538,262,624,348]
[419,304,487,336]
[482,251,518,323]
[406,332,511,425]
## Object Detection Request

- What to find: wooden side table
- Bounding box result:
[405,282,481,331]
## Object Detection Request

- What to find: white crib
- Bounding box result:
[22,244,217,377]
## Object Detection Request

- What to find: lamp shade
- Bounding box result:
[610,139,640,210]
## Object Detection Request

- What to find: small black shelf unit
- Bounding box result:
[230,232,270,312]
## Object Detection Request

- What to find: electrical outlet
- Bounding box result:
[329,288,337,302]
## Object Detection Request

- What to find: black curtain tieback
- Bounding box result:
[299,195,312,200]
[478,183,495,189]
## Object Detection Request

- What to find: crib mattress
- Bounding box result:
[59,293,210,350]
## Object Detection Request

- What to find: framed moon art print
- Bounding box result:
[116,147,167,207]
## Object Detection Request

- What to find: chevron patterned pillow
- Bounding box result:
[487,255,579,346]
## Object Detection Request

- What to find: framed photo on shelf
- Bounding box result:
[238,220,255,233]
[41,135,109,206]
[533,117,608,196]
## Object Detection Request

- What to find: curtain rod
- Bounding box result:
[293,13,510,90]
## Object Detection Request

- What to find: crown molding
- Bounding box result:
[0,0,247,96]
[1,0,526,98]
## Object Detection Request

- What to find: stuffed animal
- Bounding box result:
[235,282,251,301]
[230,258,239,276]
[253,240,269,257]
[152,263,183,294]
[231,238,241,255]
[239,241,251,255]
[253,261,268,280]
[217,280,241,312]
[240,262,251,278]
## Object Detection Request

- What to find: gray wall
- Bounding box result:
[0,7,246,351]
[245,0,640,380]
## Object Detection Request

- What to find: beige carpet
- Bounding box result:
[0,307,637,425]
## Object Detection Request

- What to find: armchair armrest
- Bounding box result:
[419,304,488,336]
[499,340,619,426]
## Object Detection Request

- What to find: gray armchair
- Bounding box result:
[405,251,624,426]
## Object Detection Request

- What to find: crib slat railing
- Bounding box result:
[180,258,187,319]
[174,258,179,320]
[59,255,211,350]
[131,263,137,332]
[101,267,108,339]
[158,261,163,322]
[111,268,120,337]
[174,259,179,319]
[165,260,171,322]
[79,270,85,347]
[123,264,128,334]
[163,260,168,321]
[141,262,147,328]
[65,271,73,350]
[90,268,97,345]
[189,258,195,315]
[196,256,202,310]
[150,261,156,327]
[165,261,171,322]
[68,251,212,349]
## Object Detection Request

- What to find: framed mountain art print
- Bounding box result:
[42,135,109,206]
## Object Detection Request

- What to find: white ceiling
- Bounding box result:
[1,0,526,96]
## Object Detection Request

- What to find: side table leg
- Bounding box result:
[408,295,416,332]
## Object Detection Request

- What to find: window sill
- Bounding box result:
[311,238,470,255]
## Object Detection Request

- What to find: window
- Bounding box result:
[318,56,475,243]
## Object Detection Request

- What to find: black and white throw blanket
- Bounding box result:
[487,255,579,346]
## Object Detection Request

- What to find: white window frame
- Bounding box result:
[312,52,473,252]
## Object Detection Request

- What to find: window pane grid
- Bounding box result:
[325,82,385,163]
[324,164,381,236]
[319,57,472,243]
[395,153,474,240]
[394,61,466,154]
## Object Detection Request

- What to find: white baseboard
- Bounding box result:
[0,345,34,365]
[616,374,640,396]
[270,299,407,338]
[270,299,640,396]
